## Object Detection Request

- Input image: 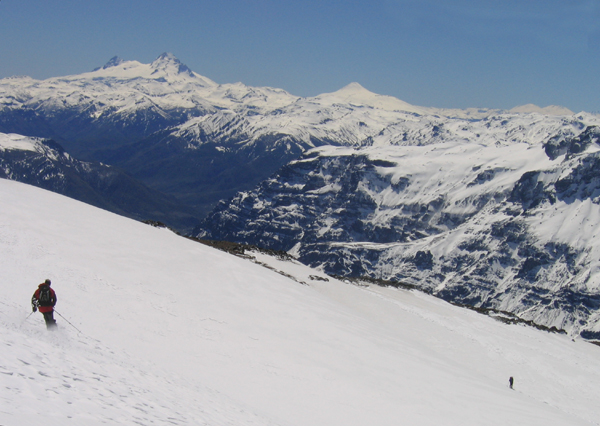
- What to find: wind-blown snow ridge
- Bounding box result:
[2,179,600,426]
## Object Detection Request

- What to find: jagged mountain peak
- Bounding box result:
[84,52,218,87]
[152,52,182,67]
[150,52,195,78]
[91,56,126,72]
[101,56,125,69]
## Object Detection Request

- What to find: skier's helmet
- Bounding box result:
[45,279,51,285]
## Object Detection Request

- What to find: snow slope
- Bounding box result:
[1,178,600,425]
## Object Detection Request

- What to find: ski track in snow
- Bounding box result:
[0,306,283,426]
[1,178,600,426]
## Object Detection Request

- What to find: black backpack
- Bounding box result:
[38,285,53,307]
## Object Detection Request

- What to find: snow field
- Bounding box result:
[1,178,600,426]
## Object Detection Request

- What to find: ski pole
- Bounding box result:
[54,310,83,334]
[20,311,35,325]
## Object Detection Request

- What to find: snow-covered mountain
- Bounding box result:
[510,104,575,116]
[2,178,600,426]
[0,53,581,217]
[3,53,599,334]
[196,120,600,339]
[0,53,308,214]
[0,53,297,157]
[0,132,200,230]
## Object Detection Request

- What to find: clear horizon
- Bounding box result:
[1,0,599,112]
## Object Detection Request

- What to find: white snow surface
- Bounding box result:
[0,133,69,165]
[0,133,44,153]
[2,178,600,426]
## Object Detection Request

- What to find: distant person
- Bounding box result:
[509,376,514,389]
[31,279,57,329]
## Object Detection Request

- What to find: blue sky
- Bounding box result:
[1,0,599,112]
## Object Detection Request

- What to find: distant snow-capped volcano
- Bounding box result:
[510,104,574,116]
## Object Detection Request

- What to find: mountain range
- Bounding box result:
[0,53,307,219]
[2,53,600,339]
[0,52,576,220]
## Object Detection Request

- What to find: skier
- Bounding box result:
[31,279,57,329]
[509,376,514,389]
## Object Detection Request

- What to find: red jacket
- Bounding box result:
[32,284,57,313]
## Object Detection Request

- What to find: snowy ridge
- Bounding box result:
[0,133,42,152]
[314,82,528,119]
[510,104,575,116]
[169,89,593,154]
[2,178,600,425]
[0,53,577,120]
[0,132,65,160]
